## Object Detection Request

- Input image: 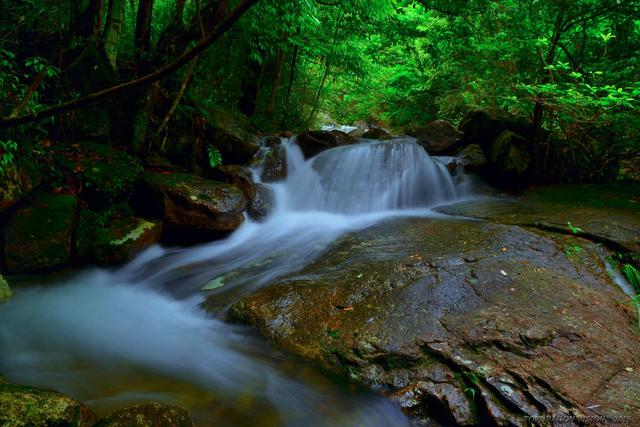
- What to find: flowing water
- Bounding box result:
[0,137,469,426]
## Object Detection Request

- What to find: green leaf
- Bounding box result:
[202,277,225,291]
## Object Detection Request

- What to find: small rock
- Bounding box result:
[248,184,274,221]
[261,145,288,182]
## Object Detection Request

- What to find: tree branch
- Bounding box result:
[0,0,260,130]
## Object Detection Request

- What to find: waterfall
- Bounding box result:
[278,138,459,213]
[0,135,469,426]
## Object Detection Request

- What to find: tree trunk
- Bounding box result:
[135,0,155,71]
[265,48,285,119]
[103,0,126,69]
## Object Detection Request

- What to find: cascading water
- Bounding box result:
[0,136,469,426]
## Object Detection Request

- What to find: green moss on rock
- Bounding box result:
[92,218,162,265]
[0,275,11,302]
[3,191,77,273]
[0,383,96,427]
[94,403,194,427]
[50,141,142,208]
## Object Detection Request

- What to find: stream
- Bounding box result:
[0,137,474,426]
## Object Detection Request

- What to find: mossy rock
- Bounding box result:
[134,172,246,242]
[95,403,194,427]
[0,383,96,427]
[92,218,162,265]
[75,211,162,266]
[50,141,142,209]
[487,130,530,184]
[0,138,42,214]
[3,191,77,273]
[0,275,11,302]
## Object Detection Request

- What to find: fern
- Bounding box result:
[207,146,223,169]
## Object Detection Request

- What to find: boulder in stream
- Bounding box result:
[3,191,77,273]
[297,130,357,158]
[0,383,97,427]
[411,120,463,155]
[228,214,640,425]
[248,183,274,221]
[95,403,194,427]
[362,128,394,140]
[261,145,288,182]
[92,218,162,266]
[134,172,246,242]
[211,165,257,201]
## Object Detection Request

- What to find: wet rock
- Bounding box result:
[437,183,640,253]
[0,275,11,301]
[488,130,530,181]
[456,144,487,172]
[50,141,143,209]
[412,120,463,155]
[248,183,274,221]
[297,130,357,158]
[362,128,394,140]
[0,383,96,427]
[229,217,640,425]
[3,191,77,273]
[212,165,257,201]
[80,216,163,266]
[0,139,42,214]
[204,110,260,165]
[134,172,246,242]
[95,403,194,427]
[261,145,288,182]
[459,110,534,149]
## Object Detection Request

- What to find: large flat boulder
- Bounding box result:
[134,172,246,242]
[0,383,96,427]
[3,191,77,273]
[437,183,640,253]
[227,217,640,425]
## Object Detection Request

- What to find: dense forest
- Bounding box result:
[1,1,640,426]
[1,0,639,179]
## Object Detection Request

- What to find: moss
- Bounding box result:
[0,383,96,427]
[4,191,77,273]
[106,219,155,246]
[0,275,11,302]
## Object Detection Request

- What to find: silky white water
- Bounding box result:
[0,137,467,425]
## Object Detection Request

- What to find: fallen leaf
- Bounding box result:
[202,277,225,291]
[500,270,508,277]
[343,307,354,311]
[356,273,363,279]
[626,367,634,372]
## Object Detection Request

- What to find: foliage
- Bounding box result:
[207,146,223,169]
[0,139,17,175]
